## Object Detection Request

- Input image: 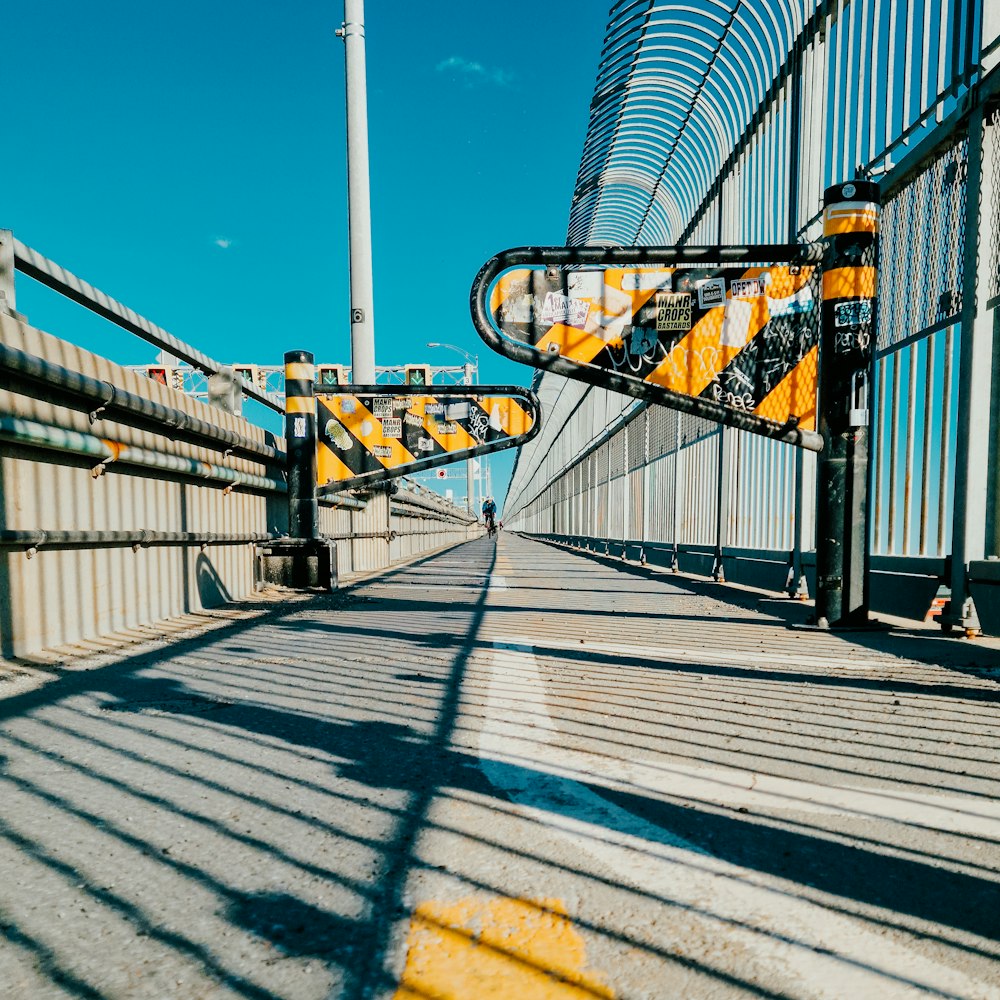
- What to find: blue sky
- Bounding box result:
[7,1,610,503]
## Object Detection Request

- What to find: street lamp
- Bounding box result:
[426,342,479,514]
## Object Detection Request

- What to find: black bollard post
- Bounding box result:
[284,350,318,540]
[257,350,335,590]
[814,181,881,628]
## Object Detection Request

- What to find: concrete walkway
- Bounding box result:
[0,534,998,999]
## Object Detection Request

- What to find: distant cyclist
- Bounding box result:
[482,496,497,536]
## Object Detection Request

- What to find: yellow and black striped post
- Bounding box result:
[815,181,880,627]
[284,350,318,539]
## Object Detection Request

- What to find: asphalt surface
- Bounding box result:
[0,534,998,999]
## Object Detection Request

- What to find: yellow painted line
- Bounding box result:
[284,396,313,414]
[822,266,876,300]
[393,896,614,1000]
[284,362,315,381]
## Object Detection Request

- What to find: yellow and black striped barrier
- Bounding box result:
[471,243,826,450]
[315,385,540,494]
[815,180,881,628]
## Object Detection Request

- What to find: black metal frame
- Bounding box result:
[469,243,826,451]
[314,384,542,495]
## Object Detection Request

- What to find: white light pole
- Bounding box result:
[427,342,478,514]
[337,0,376,383]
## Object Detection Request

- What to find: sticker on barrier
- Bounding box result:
[470,244,827,450]
[316,385,540,493]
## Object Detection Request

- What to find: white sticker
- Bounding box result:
[499,277,533,324]
[720,299,754,348]
[697,277,727,309]
[373,445,393,459]
[655,292,692,331]
[341,398,356,415]
[404,411,424,428]
[730,276,768,299]
[834,299,873,328]
[540,291,590,328]
[446,401,471,421]
[293,416,307,438]
[425,403,445,415]
[622,270,672,292]
[393,397,413,411]
[437,421,458,435]
[768,285,815,318]
[324,418,353,450]
[371,397,392,418]
[381,417,403,439]
[361,420,374,437]
[418,437,435,452]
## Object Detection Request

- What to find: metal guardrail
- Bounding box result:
[0,341,285,464]
[8,236,285,414]
[0,415,287,494]
[0,529,276,554]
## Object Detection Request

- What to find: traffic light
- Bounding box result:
[146,366,169,385]
[405,364,433,386]
[316,364,349,388]
[233,365,258,392]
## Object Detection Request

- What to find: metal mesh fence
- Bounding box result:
[989,106,1000,304]
[877,137,968,353]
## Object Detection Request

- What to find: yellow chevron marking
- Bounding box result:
[420,396,479,453]
[480,397,534,436]
[316,446,356,485]
[823,266,876,300]
[753,345,819,430]
[328,396,415,468]
[493,267,669,362]
[393,896,613,1000]
[645,266,814,398]
[534,323,611,362]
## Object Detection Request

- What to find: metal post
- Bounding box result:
[284,350,318,539]
[338,0,376,383]
[713,425,732,580]
[789,448,813,597]
[814,181,881,627]
[465,361,475,513]
[942,104,995,631]
[0,230,15,317]
[671,415,682,571]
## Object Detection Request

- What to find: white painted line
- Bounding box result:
[474,638,996,1000]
